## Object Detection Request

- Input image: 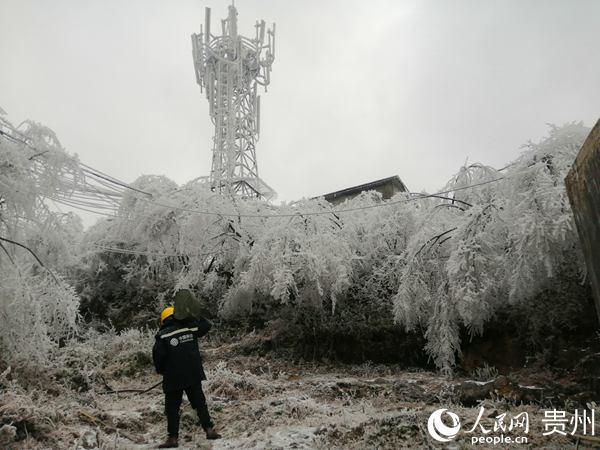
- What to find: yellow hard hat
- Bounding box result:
[160,306,174,325]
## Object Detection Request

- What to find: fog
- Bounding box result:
[1,0,599,225]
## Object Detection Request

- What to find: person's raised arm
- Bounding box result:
[191,317,212,338]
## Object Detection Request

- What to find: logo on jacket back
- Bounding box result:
[169,338,179,346]
[179,333,193,343]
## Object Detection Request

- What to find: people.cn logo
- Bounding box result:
[427,408,461,442]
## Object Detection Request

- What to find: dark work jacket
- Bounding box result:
[152,317,211,392]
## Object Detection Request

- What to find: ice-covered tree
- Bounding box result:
[76,120,590,372]
[0,116,81,365]
[393,122,589,372]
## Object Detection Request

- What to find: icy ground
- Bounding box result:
[1,336,593,449]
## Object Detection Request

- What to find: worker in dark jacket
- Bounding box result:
[153,305,221,448]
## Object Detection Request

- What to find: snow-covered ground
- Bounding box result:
[1,333,590,449]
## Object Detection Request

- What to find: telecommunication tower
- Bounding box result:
[191,4,276,199]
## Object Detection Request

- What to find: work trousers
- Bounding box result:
[165,382,213,437]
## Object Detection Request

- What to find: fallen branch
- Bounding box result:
[414,227,457,258]
[28,150,49,161]
[97,380,162,395]
[423,193,472,208]
[0,236,60,284]
[0,241,15,265]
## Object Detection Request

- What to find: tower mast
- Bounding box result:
[191,4,276,199]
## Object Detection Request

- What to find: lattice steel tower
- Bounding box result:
[191,4,276,199]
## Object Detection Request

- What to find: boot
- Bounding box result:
[158,435,179,448]
[204,427,221,440]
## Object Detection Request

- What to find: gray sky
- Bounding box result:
[1,0,599,225]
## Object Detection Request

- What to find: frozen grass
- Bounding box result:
[0,330,593,449]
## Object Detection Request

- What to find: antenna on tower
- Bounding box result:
[191,4,276,200]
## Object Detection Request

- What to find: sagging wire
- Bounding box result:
[128,177,505,219]
[90,243,224,259]
[1,120,507,220]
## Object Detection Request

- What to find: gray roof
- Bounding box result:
[322,175,408,201]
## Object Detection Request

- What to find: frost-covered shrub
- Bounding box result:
[0,268,79,364]
[74,245,169,330]
[0,373,61,443]
[74,121,591,372]
[57,327,154,370]
[104,328,155,376]
[393,122,590,372]
[0,117,82,367]
[206,361,273,400]
[228,200,353,314]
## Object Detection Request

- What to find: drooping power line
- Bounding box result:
[1,120,507,220]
